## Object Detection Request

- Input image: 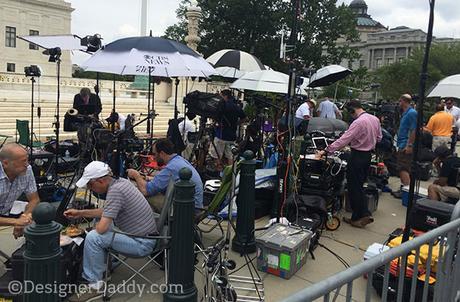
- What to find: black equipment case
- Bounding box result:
[409,198,454,232]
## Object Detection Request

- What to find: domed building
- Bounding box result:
[340,0,429,71]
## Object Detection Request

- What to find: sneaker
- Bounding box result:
[68,287,103,302]
[343,216,374,228]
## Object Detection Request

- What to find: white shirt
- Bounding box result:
[318,99,339,119]
[295,102,311,119]
[446,105,460,122]
[118,114,127,130]
[178,118,195,143]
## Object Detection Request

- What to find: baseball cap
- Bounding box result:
[76,161,111,188]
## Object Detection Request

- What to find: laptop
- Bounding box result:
[312,137,328,150]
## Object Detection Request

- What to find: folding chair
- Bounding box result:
[194,165,236,244]
[15,119,44,148]
[102,180,175,300]
[0,134,11,148]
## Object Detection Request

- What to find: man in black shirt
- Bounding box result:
[428,145,460,201]
[210,89,246,168]
[73,88,102,118]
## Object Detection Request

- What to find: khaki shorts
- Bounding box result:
[397,150,412,173]
[209,137,234,160]
[432,136,451,151]
[430,184,460,202]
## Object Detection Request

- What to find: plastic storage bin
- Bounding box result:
[256,224,312,279]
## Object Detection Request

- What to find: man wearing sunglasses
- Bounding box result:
[65,161,157,302]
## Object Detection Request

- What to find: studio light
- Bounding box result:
[81,34,102,53]
[42,47,62,62]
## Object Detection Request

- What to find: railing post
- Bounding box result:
[232,150,257,254]
[164,167,197,302]
[24,202,62,302]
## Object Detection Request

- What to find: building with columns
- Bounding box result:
[0,0,73,77]
[341,0,430,71]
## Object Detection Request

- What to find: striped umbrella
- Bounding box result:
[206,49,265,76]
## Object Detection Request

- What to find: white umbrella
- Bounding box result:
[231,70,308,95]
[215,66,247,79]
[230,70,289,94]
[427,74,460,98]
[80,36,216,121]
[308,64,352,88]
[81,36,216,77]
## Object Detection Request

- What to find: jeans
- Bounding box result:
[82,230,156,283]
[347,149,372,221]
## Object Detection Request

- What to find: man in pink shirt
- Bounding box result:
[321,100,382,228]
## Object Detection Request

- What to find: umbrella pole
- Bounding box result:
[174,78,180,120]
[112,76,116,132]
[333,83,339,100]
[150,75,155,145]
[147,68,151,135]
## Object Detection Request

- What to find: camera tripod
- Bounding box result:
[188,117,223,173]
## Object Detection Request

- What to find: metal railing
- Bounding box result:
[283,201,460,302]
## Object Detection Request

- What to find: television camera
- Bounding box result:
[183,90,223,119]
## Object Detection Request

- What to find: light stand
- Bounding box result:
[42,47,62,178]
[174,78,180,120]
[28,76,37,161]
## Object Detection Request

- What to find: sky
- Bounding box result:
[69,0,460,64]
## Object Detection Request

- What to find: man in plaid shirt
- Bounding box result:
[0,143,40,238]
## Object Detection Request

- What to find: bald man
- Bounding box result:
[0,143,40,238]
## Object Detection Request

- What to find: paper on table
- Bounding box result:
[10,200,28,215]
[72,237,84,246]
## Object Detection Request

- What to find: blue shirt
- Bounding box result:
[146,155,203,208]
[397,107,417,149]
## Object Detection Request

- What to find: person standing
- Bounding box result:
[73,87,102,118]
[445,98,460,151]
[210,89,246,168]
[178,112,197,160]
[321,100,382,228]
[317,97,342,119]
[424,104,453,151]
[392,94,417,198]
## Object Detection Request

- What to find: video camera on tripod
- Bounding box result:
[183,90,224,119]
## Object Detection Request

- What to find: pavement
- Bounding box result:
[0,176,428,302]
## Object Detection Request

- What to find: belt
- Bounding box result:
[350,149,372,153]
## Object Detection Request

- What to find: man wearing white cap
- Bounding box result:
[65,161,157,302]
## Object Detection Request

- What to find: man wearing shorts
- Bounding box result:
[393,94,417,198]
[428,145,460,202]
[210,89,246,168]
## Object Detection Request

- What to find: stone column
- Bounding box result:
[185,0,202,52]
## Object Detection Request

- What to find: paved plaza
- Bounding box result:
[0,176,418,301]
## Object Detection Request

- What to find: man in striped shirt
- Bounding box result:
[320,100,382,228]
[65,161,157,302]
[0,143,39,238]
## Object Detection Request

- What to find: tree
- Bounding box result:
[293,1,360,69]
[373,43,460,100]
[164,0,359,71]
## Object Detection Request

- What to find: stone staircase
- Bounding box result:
[0,89,174,143]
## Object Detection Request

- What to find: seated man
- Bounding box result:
[428,145,460,202]
[0,143,39,238]
[64,161,157,302]
[127,138,203,211]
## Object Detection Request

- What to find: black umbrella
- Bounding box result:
[307,117,348,135]
[308,65,352,88]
